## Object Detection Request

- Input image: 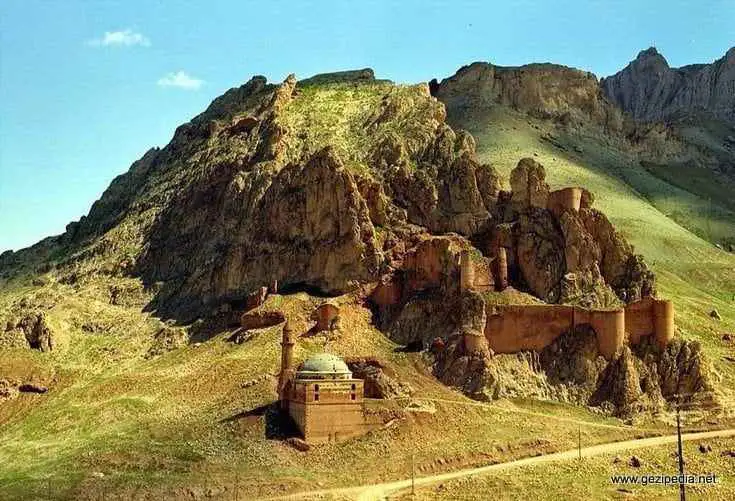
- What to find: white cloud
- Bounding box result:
[87,29,150,47]
[157,71,204,90]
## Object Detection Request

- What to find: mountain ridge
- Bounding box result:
[601,46,735,123]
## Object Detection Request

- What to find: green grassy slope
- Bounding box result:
[402,436,735,500]
[0,283,655,500]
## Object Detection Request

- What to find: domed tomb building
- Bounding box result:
[278,323,368,443]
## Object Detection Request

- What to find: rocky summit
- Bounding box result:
[602,47,735,124]
[1,51,735,501]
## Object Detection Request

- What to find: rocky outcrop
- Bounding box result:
[602,47,735,124]
[346,358,410,399]
[60,70,502,321]
[17,312,55,352]
[510,158,550,209]
[434,62,624,131]
[514,208,566,301]
[309,302,340,333]
[146,326,188,358]
[240,310,286,330]
[634,337,716,406]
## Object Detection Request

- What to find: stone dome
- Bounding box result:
[296,353,352,380]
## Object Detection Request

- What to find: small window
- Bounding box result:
[351,393,356,400]
[314,384,320,391]
[351,383,356,391]
[315,393,320,401]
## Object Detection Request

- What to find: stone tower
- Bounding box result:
[459,250,474,293]
[278,321,295,407]
[496,247,508,291]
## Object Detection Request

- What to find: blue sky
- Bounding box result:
[1,0,733,252]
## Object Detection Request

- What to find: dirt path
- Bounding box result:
[265,428,735,501]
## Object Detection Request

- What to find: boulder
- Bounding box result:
[229,115,259,134]
[18,312,55,352]
[146,326,188,358]
[579,209,655,302]
[475,164,502,211]
[240,310,286,330]
[18,383,48,394]
[346,358,407,399]
[591,347,643,415]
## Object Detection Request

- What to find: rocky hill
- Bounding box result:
[432,61,625,132]
[602,47,735,124]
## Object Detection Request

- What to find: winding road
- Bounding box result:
[265,428,735,501]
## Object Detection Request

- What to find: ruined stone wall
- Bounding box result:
[485,304,576,354]
[625,296,674,348]
[547,187,583,217]
[575,308,625,359]
[484,298,673,360]
[460,251,494,293]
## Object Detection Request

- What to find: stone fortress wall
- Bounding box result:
[370,182,675,361]
[483,298,673,360]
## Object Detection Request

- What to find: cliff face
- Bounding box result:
[433,61,624,131]
[601,47,735,123]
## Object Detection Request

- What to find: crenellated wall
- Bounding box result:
[484,298,674,360]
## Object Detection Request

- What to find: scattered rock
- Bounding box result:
[228,329,258,345]
[723,333,732,342]
[698,443,712,453]
[629,455,642,467]
[613,455,622,464]
[146,326,188,358]
[0,379,19,401]
[710,309,722,320]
